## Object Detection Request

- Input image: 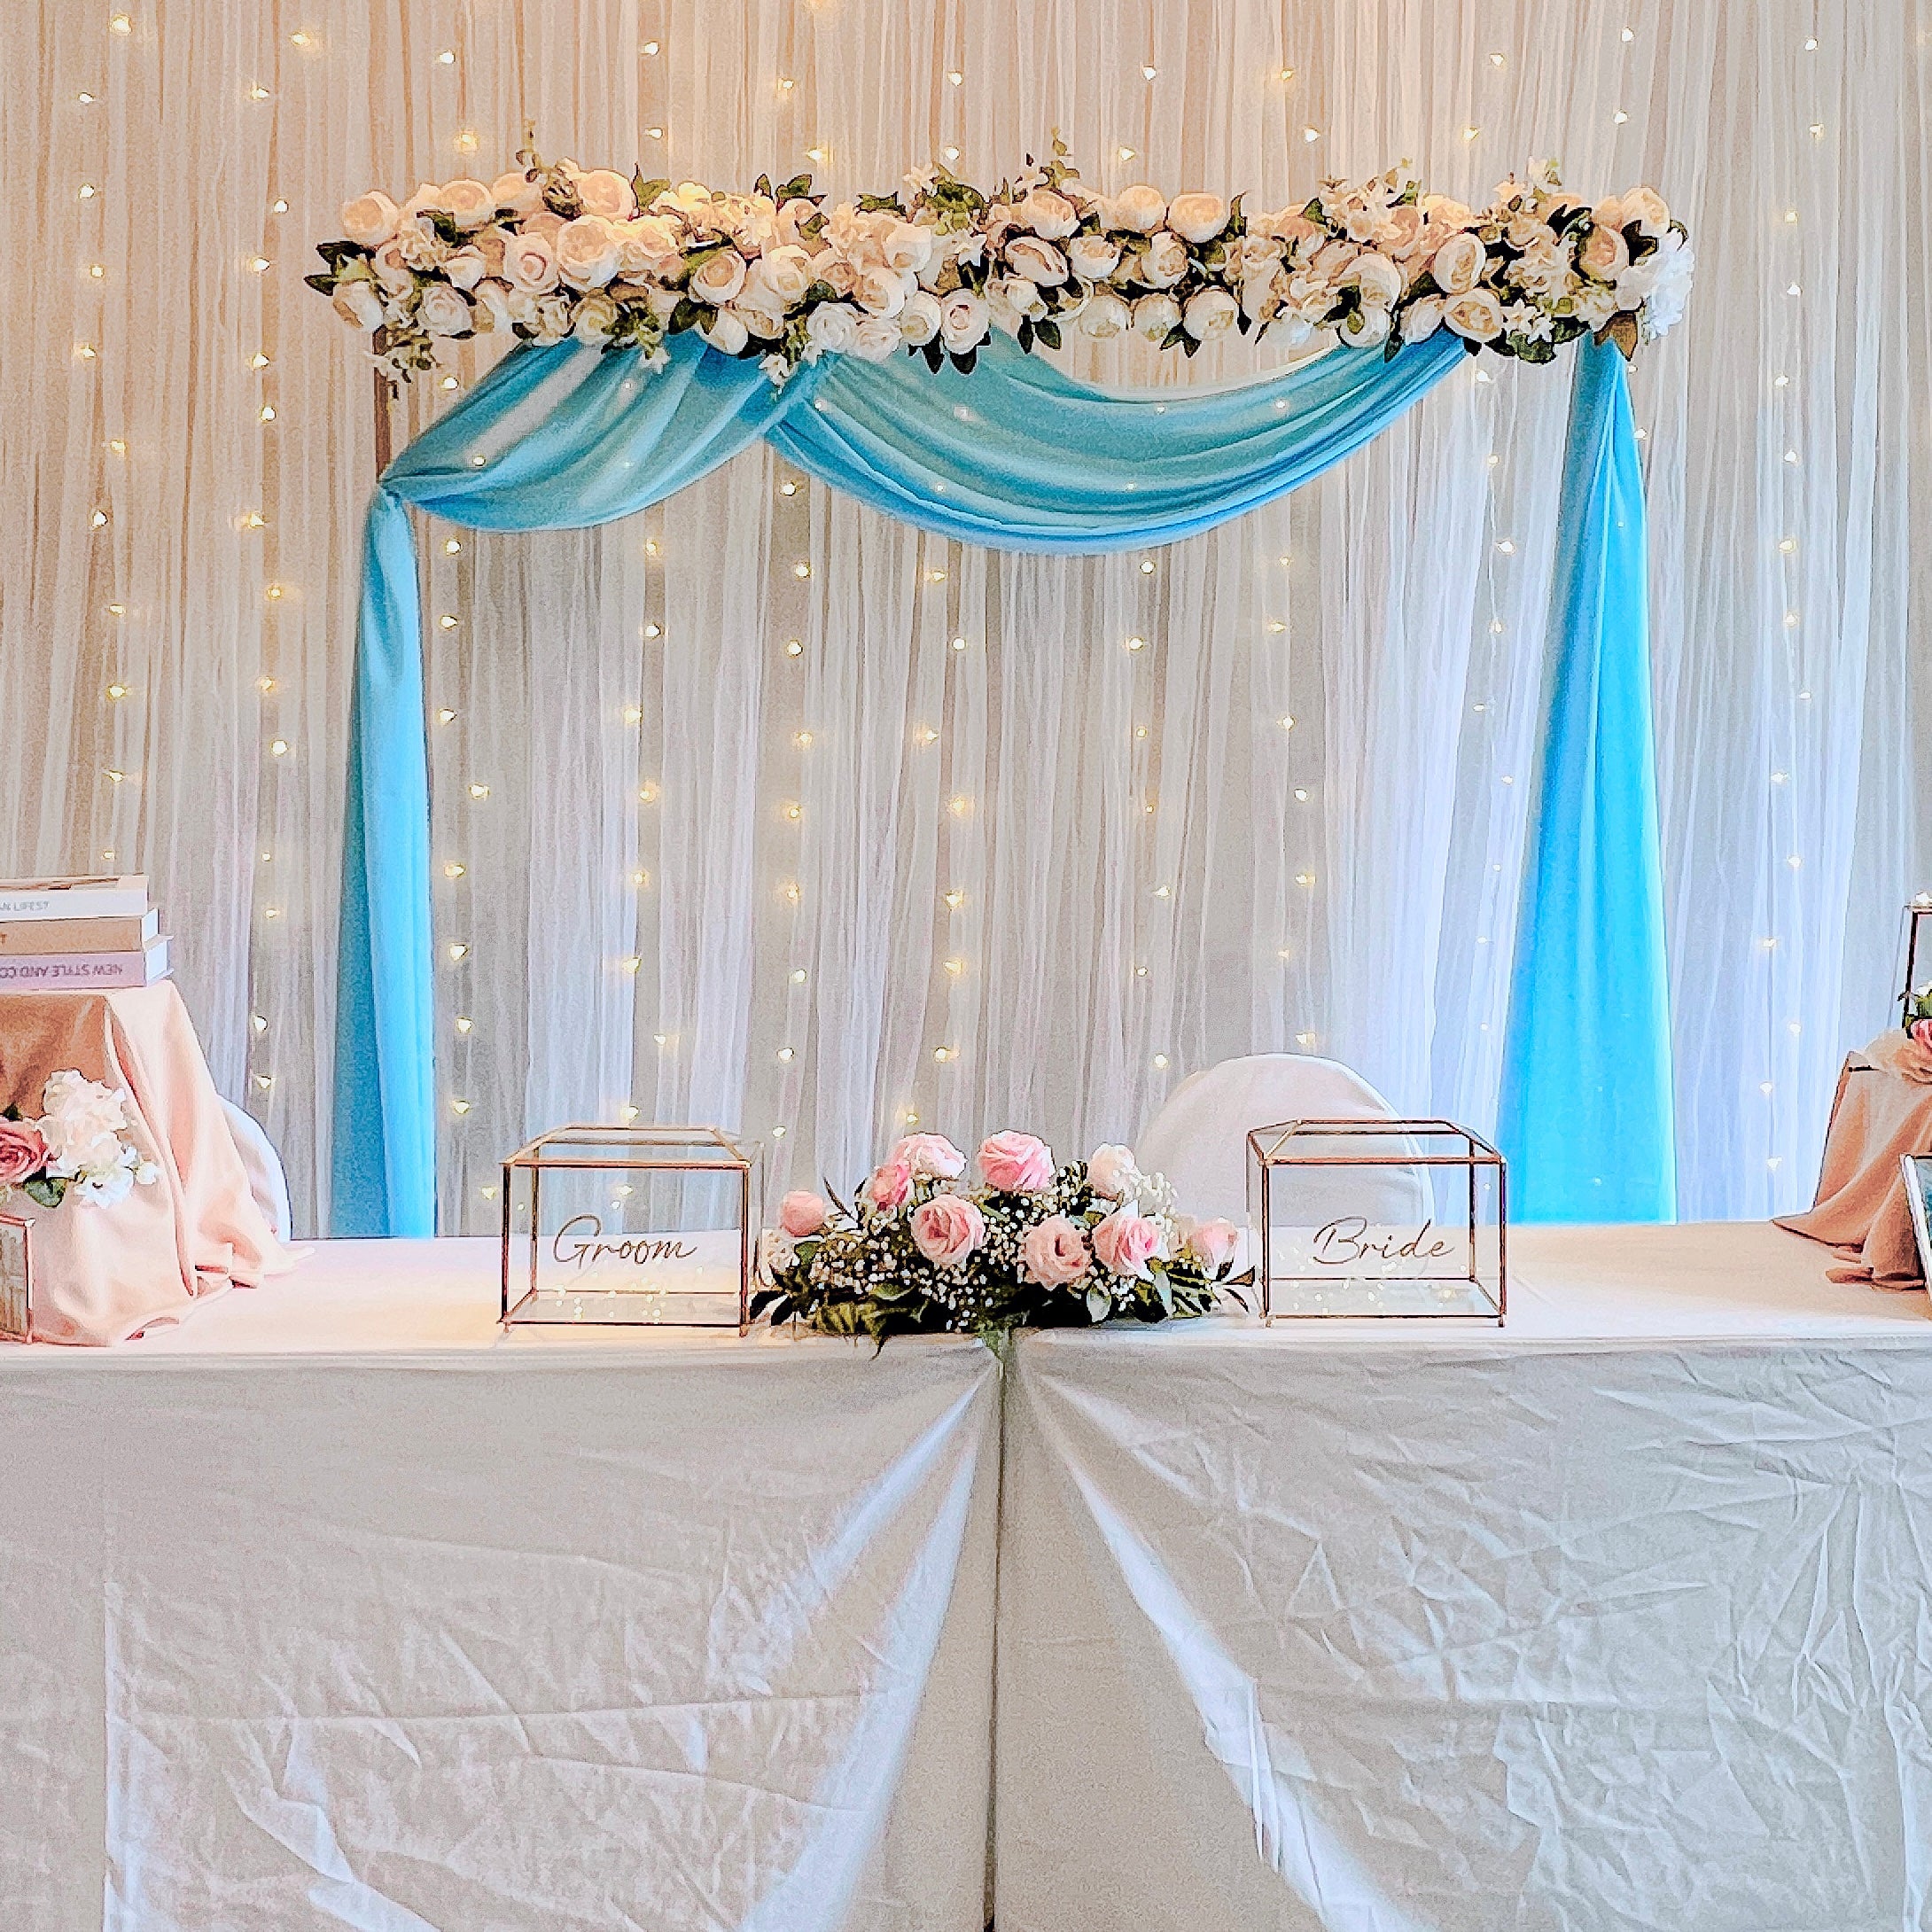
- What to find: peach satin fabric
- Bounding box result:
[1776,1032,1932,1291]
[0,984,288,1344]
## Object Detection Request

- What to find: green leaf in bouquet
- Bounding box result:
[1033,318,1062,351]
[23,1176,65,1209]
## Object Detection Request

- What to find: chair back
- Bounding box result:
[222,1098,292,1243]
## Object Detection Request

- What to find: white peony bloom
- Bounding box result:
[1135,230,1189,289]
[805,300,861,354]
[1398,294,1445,342]
[1443,288,1505,341]
[688,247,748,305]
[882,220,933,274]
[1066,233,1123,282]
[1005,234,1070,286]
[1181,286,1239,340]
[898,289,942,345]
[1350,251,1403,308]
[851,262,909,317]
[555,215,620,289]
[988,273,1048,323]
[1132,292,1182,342]
[1637,236,1694,339]
[1429,231,1485,296]
[419,284,474,335]
[439,178,497,230]
[1167,192,1230,244]
[340,191,401,249]
[1077,290,1131,338]
[939,289,989,353]
[1337,301,1391,348]
[615,215,683,278]
[700,308,748,354]
[331,281,386,331]
[571,167,637,222]
[852,314,901,362]
[490,169,547,216]
[1108,183,1167,234]
[1017,187,1079,238]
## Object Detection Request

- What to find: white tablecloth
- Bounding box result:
[994,1222,1932,1932]
[0,1241,998,1932]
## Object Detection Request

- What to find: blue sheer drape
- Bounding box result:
[333,327,1671,1237]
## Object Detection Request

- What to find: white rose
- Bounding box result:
[989,273,1048,324]
[1398,295,1445,342]
[806,245,855,296]
[1087,1144,1138,1200]
[502,231,560,294]
[1181,286,1238,340]
[939,289,989,354]
[1443,288,1504,341]
[532,292,574,342]
[852,314,901,362]
[1380,204,1427,260]
[851,262,909,317]
[1066,233,1123,282]
[731,302,783,340]
[37,1072,129,1176]
[1429,231,1485,296]
[1006,234,1069,286]
[615,215,682,277]
[881,221,933,273]
[689,247,748,305]
[1337,301,1391,347]
[1579,222,1630,281]
[776,197,819,248]
[331,281,386,330]
[419,284,474,336]
[366,238,415,296]
[439,178,497,230]
[1167,191,1229,245]
[1240,268,1282,323]
[340,191,400,249]
[490,169,546,216]
[1077,290,1130,338]
[554,215,619,289]
[572,167,636,222]
[806,300,861,354]
[1017,187,1079,239]
[1267,313,1314,351]
[898,289,942,345]
[1573,279,1618,329]
[1421,195,1475,231]
[1135,230,1188,289]
[473,277,514,331]
[573,290,620,342]
[1109,183,1166,234]
[442,245,487,290]
[1350,251,1403,308]
[701,308,749,354]
[1132,292,1181,341]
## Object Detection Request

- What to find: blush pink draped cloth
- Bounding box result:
[0,984,290,1344]
[1776,1031,1932,1292]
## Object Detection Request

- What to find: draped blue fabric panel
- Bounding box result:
[1497,339,1676,1221]
[332,324,1667,1239]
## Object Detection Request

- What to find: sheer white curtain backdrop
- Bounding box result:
[3,0,1926,1236]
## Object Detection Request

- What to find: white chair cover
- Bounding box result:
[1136,1053,1426,1231]
[221,1098,292,1243]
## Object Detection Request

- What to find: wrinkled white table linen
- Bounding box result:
[0,1239,998,1932]
[995,1221,1932,1932]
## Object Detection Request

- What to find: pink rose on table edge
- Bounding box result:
[978,1131,1054,1193]
[1093,1207,1163,1279]
[1020,1216,1090,1289]
[864,1159,913,1211]
[892,1133,966,1179]
[1086,1143,1137,1199]
[777,1189,828,1237]
[1913,1019,1932,1053]
[911,1195,985,1269]
[0,1119,47,1189]
[1183,1217,1240,1270]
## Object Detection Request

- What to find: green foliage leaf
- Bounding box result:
[23,1177,63,1209]
[778,174,814,201]
[1033,318,1062,351]
[304,272,339,297]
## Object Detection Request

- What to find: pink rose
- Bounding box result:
[778,1189,827,1237]
[0,1118,47,1188]
[911,1194,985,1268]
[979,1131,1054,1194]
[892,1133,966,1179]
[865,1159,913,1211]
[1020,1216,1090,1288]
[1913,1019,1932,1054]
[1185,1217,1240,1270]
[1093,1208,1162,1278]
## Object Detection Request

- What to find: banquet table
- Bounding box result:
[994,1220,1932,1932]
[0,1241,1000,1932]
[4,1225,1929,1932]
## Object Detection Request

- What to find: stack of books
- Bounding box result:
[0,876,170,991]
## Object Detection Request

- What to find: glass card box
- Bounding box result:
[1903,894,1932,1016]
[501,1126,760,1331]
[1246,1118,1505,1323]
[0,1211,31,1342]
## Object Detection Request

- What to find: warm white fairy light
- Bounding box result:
[469,782,489,799]
[443,861,465,879]
[447,941,468,961]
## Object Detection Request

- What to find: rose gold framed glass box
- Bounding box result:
[0,1211,31,1342]
[1902,895,1932,1017]
[1246,1118,1505,1323]
[501,1125,760,1331]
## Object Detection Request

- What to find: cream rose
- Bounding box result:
[490,169,546,216]
[1066,233,1123,282]
[701,308,749,354]
[441,245,487,291]
[1020,1216,1091,1289]
[340,191,401,249]
[899,289,942,345]
[1444,288,1504,341]
[502,231,560,294]
[939,289,989,353]
[687,247,746,305]
[776,197,818,247]
[852,314,900,362]
[910,1194,985,1269]
[1182,286,1238,340]
[1132,292,1180,342]
[615,215,682,277]
[1579,222,1630,281]
[472,277,513,331]
[1620,186,1670,237]
[1109,183,1167,234]
[419,284,474,336]
[806,300,861,354]
[1380,203,1427,260]
[1337,301,1391,348]
[1077,290,1130,338]
[1135,230,1189,289]
[1006,234,1069,286]
[438,178,496,230]
[1429,230,1485,296]
[851,262,909,317]
[331,281,386,330]
[989,274,1048,323]
[554,215,619,289]
[1017,187,1079,239]
[572,167,636,222]
[1350,251,1403,308]
[1398,295,1445,342]
[1087,1144,1138,1199]
[1167,191,1230,245]
[745,243,813,309]
[881,221,933,274]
